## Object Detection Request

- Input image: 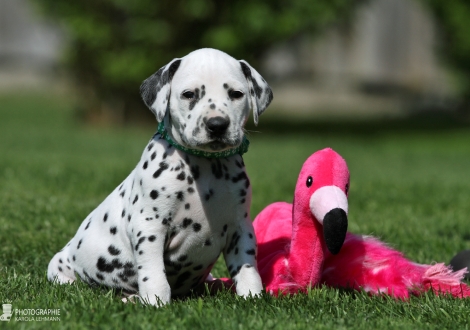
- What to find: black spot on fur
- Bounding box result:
[211,160,224,179]
[153,162,169,179]
[182,218,193,228]
[148,235,156,242]
[204,239,211,246]
[97,257,122,273]
[103,213,108,222]
[185,203,190,210]
[178,255,188,262]
[150,190,159,199]
[177,171,186,181]
[135,236,146,252]
[246,249,256,255]
[193,223,202,232]
[121,209,126,218]
[147,143,154,151]
[176,191,184,201]
[108,245,121,256]
[187,176,194,185]
[85,221,91,230]
[151,151,157,161]
[143,277,148,282]
[133,195,139,204]
[77,239,82,249]
[143,161,148,170]
[232,172,247,183]
[187,187,195,193]
[223,83,228,89]
[190,165,200,180]
[110,227,117,235]
[226,232,241,254]
[96,273,104,281]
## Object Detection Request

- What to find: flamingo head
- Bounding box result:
[294,148,350,255]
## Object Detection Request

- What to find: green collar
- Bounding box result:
[157,122,249,158]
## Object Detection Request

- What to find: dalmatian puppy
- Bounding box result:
[47,48,273,306]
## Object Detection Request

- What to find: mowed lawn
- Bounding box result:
[1,93,469,329]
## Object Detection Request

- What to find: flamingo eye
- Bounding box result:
[345,183,349,195]
[306,176,313,188]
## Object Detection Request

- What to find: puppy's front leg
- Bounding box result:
[224,220,263,297]
[132,226,171,306]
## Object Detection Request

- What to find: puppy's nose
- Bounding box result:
[205,116,230,137]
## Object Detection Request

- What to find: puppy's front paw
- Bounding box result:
[234,265,263,298]
[139,281,171,306]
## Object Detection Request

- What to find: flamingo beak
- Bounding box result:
[323,208,348,254]
[310,186,348,255]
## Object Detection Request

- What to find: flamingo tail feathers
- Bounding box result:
[321,233,470,299]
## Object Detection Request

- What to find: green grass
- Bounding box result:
[1,93,470,329]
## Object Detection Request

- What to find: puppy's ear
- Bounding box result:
[239,60,273,126]
[140,58,182,122]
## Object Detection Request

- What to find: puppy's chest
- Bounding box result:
[134,137,250,218]
[130,138,250,292]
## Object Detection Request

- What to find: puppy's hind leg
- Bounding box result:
[47,249,76,284]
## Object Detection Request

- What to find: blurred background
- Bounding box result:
[1,0,469,125]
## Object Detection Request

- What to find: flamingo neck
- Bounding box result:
[288,205,325,288]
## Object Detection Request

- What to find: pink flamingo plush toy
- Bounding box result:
[253,148,470,298]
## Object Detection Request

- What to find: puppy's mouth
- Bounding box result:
[198,137,240,152]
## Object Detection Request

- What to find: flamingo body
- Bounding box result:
[253,148,470,298]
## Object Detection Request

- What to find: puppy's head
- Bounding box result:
[140,48,273,153]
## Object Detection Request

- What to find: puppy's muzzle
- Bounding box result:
[205,116,231,138]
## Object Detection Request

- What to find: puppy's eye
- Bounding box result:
[306,176,313,188]
[229,90,244,99]
[182,91,195,99]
